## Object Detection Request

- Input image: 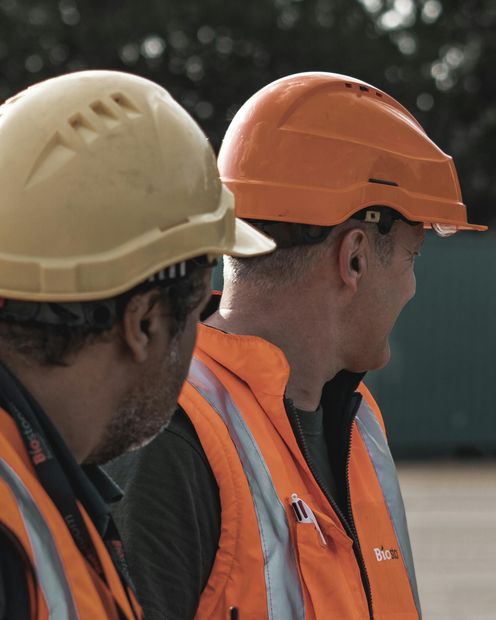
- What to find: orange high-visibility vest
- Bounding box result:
[0,409,142,619]
[179,325,421,620]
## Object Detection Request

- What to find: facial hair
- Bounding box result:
[84,335,188,465]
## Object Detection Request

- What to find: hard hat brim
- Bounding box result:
[229,217,276,257]
[224,179,488,234]
[219,72,487,237]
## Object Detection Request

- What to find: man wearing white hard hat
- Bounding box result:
[0,70,273,619]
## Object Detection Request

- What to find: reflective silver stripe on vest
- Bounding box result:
[0,458,79,619]
[188,358,306,620]
[356,400,422,619]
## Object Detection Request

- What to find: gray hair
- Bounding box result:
[224,220,396,292]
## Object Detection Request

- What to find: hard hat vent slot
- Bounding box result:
[368,177,399,187]
[25,132,76,189]
[343,82,385,99]
[68,113,98,144]
[110,92,141,118]
[89,100,120,129]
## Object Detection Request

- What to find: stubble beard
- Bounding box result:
[85,336,187,465]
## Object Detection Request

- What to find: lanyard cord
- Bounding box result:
[0,363,139,619]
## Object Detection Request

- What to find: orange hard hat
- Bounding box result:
[218,72,486,236]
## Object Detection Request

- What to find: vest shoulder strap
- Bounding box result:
[186,356,306,620]
[355,397,421,617]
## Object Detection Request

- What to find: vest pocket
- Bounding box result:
[291,499,369,620]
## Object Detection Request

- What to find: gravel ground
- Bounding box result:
[398,461,496,620]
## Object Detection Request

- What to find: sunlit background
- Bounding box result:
[0,0,495,225]
[1,1,495,616]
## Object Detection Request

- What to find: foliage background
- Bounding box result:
[0,0,494,225]
[1,0,495,456]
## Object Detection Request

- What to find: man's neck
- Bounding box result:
[206,294,344,411]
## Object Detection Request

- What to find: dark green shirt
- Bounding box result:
[293,404,338,501]
[107,369,363,620]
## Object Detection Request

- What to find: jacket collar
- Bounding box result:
[195,321,368,508]
[196,324,291,398]
[196,323,365,401]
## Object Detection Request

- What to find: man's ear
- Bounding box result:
[338,228,368,293]
[121,290,165,363]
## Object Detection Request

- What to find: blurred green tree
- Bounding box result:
[0,0,493,224]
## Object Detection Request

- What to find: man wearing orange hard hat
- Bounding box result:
[109,72,485,619]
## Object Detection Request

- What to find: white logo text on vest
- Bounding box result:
[374,546,399,561]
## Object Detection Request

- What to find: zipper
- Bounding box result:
[343,397,374,620]
[286,396,374,619]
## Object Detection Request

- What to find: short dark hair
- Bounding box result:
[225,220,396,289]
[0,269,207,366]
